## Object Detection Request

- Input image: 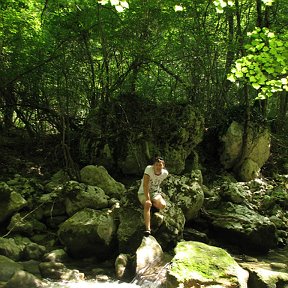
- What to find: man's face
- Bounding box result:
[153,161,164,174]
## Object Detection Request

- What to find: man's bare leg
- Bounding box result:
[152,195,166,210]
[144,200,152,235]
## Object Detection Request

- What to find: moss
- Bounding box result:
[169,241,237,283]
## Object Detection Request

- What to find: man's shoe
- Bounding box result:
[144,230,151,237]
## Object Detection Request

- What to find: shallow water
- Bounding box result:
[42,245,288,288]
[47,280,141,288]
[258,245,288,265]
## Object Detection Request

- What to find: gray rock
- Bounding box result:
[164,147,190,175]
[241,262,288,288]
[39,261,85,281]
[133,236,172,287]
[115,253,129,279]
[0,189,27,223]
[4,270,48,288]
[117,207,143,254]
[163,174,204,222]
[115,253,134,280]
[80,165,126,199]
[220,121,243,169]
[58,208,118,260]
[22,242,46,261]
[0,255,23,282]
[7,213,47,236]
[43,249,69,262]
[135,236,163,275]
[19,260,41,277]
[219,182,249,204]
[206,202,278,253]
[45,170,70,192]
[238,158,261,182]
[0,238,22,261]
[153,200,186,250]
[64,181,110,216]
[219,121,270,181]
[38,261,66,279]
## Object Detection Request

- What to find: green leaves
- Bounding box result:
[262,0,275,6]
[98,0,129,12]
[213,0,233,13]
[227,27,288,99]
[213,0,275,13]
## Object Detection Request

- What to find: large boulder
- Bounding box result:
[0,255,23,282]
[117,207,144,254]
[220,121,271,181]
[166,241,249,288]
[58,208,118,260]
[241,262,288,288]
[117,141,155,176]
[117,196,185,253]
[120,235,173,287]
[80,165,126,199]
[133,235,173,287]
[63,181,110,216]
[4,270,48,288]
[220,121,243,169]
[152,200,186,250]
[80,101,204,176]
[163,174,204,222]
[204,202,278,254]
[7,213,47,236]
[21,242,46,261]
[0,183,27,223]
[0,237,23,261]
[238,158,261,182]
[135,236,164,275]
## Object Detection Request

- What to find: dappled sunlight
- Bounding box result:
[82,219,95,225]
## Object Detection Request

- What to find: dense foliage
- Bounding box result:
[0,0,287,171]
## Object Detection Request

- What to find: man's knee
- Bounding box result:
[159,201,166,210]
[144,201,152,210]
[153,199,166,210]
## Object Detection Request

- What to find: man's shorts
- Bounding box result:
[138,193,161,204]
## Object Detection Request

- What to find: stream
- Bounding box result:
[258,245,288,264]
[48,281,140,288]
[41,245,288,288]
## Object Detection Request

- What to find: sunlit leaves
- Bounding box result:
[262,0,275,6]
[213,0,233,13]
[174,5,184,12]
[213,0,275,13]
[228,28,288,99]
[98,0,129,12]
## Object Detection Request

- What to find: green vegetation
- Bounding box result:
[0,0,287,176]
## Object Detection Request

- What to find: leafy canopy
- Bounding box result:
[227,27,288,99]
[98,0,129,12]
[213,0,275,13]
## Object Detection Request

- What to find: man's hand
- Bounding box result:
[145,199,152,208]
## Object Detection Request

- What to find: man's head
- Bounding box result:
[153,156,165,174]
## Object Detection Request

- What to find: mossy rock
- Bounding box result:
[166,241,248,288]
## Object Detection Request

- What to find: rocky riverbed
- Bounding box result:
[0,164,287,287]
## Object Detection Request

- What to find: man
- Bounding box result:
[138,156,168,236]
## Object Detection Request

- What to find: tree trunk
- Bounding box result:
[276,91,288,133]
[1,84,16,130]
[82,31,97,108]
